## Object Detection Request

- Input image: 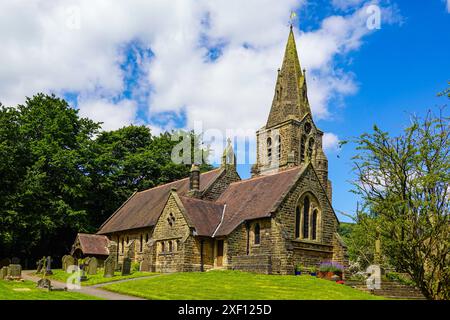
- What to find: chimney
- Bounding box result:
[188,164,200,197]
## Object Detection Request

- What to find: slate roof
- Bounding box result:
[179,196,224,237]
[74,233,110,256]
[214,166,303,236]
[97,169,223,234]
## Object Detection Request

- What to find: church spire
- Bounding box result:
[266,26,311,129]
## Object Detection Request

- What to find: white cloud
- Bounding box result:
[332,0,365,10]
[323,132,340,152]
[77,98,137,131]
[447,0,450,13]
[0,0,401,160]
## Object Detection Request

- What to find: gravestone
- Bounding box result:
[11,257,20,264]
[45,256,53,276]
[121,257,131,276]
[87,257,98,275]
[36,257,45,274]
[65,256,75,272]
[7,264,22,279]
[61,255,69,272]
[0,258,11,268]
[0,267,8,279]
[103,255,115,278]
[37,278,52,290]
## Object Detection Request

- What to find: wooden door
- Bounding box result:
[216,240,224,267]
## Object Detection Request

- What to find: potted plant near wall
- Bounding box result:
[309,266,318,277]
[295,264,303,276]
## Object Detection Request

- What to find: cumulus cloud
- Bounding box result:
[78,98,138,131]
[447,0,450,12]
[0,0,401,162]
[323,132,340,152]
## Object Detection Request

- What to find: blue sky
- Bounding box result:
[1,0,449,222]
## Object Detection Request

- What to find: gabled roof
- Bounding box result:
[214,166,304,236]
[179,196,224,237]
[72,233,109,256]
[97,169,223,234]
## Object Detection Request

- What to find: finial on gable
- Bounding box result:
[221,138,236,169]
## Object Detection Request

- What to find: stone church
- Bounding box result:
[72,27,348,275]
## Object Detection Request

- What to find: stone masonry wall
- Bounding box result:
[201,167,241,201]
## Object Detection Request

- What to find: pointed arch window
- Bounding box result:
[303,197,310,239]
[254,223,261,245]
[140,234,143,252]
[169,241,173,252]
[267,137,272,162]
[295,207,301,238]
[121,238,124,253]
[312,209,318,240]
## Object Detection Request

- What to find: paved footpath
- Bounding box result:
[22,270,149,300]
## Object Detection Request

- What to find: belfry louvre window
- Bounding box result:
[300,135,306,163]
[277,136,281,160]
[267,137,272,161]
[307,138,314,160]
[303,197,310,239]
[254,223,261,245]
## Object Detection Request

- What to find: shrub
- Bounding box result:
[131,261,140,272]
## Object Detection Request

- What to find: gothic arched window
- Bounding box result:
[300,135,306,163]
[161,242,165,253]
[169,241,173,252]
[140,234,143,252]
[121,238,124,253]
[303,197,310,239]
[312,209,318,240]
[295,207,301,238]
[254,223,261,245]
[267,137,272,162]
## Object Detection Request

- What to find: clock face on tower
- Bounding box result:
[304,122,312,134]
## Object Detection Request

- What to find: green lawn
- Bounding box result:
[102,270,385,300]
[0,280,100,300]
[46,269,157,286]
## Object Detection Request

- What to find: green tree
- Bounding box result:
[351,107,449,300]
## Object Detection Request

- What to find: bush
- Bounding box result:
[131,261,140,272]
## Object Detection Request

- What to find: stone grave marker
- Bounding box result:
[87,257,98,275]
[0,267,8,280]
[45,256,53,276]
[7,264,22,279]
[65,256,75,272]
[103,255,115,278]
[121,257,131,276]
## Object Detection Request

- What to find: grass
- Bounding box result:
[0,280,100,300]
[46,269,157,286]
[102,270,386,300]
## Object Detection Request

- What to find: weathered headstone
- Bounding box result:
[65,256,75,272]
[87,257,98,275]
[11,257,20,264]
[7,264,22,279]
[36,257,45,274]
[45,256,53,276]
[103,255,115,278]
[0,267,8,279]
[37,278,52,290]
[0,258,11,268]
[121,257,131,276]
[61,255,68,271]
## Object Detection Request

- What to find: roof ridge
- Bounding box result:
[138,168,221,194]
[228,166,302,186]
[179,195,223,206]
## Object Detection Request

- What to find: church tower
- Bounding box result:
[254,25,331,200]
